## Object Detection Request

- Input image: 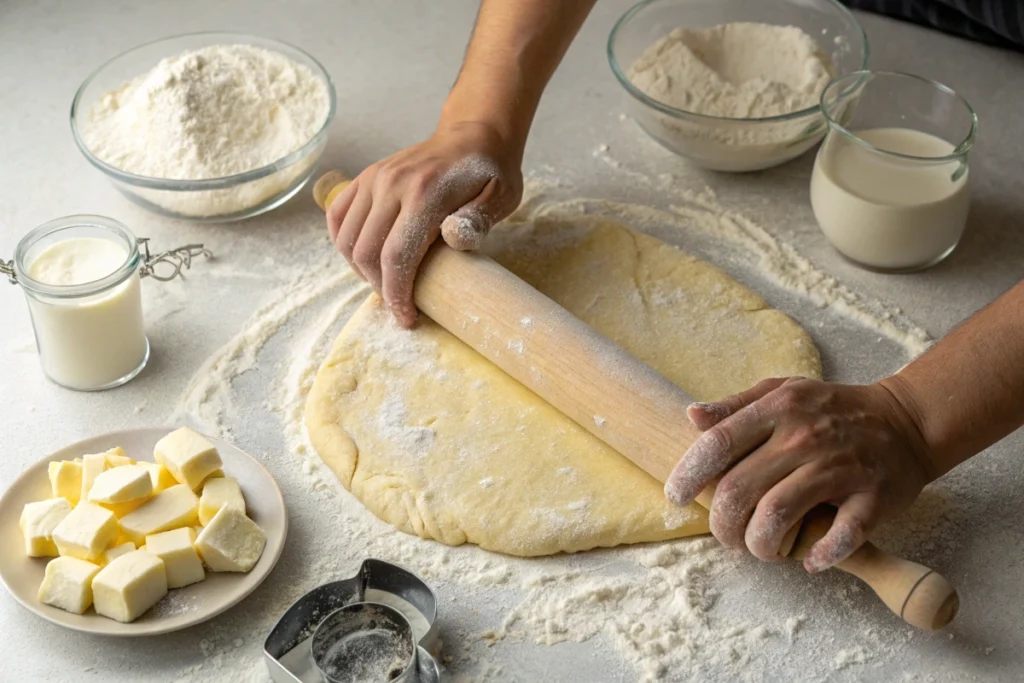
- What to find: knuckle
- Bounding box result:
[405,173,435,200]
[782,426,817,453]
[374,163,404,188]
[703,426,733,456]
[759,495,788,523]
[351,243,381,271]
[843,516,868,541]
[380,242,409,272]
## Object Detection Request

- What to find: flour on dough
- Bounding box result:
[305,217,821,556]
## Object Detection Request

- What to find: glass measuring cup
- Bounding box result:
[811,71,978,272]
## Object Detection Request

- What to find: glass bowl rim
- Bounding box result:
[607,0,870,124]
[820,69,979,162]
[69,31,337,191]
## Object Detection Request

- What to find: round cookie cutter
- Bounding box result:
[264,559,441,683]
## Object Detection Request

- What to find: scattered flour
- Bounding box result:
[168,167,944,680]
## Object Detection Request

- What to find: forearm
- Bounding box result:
[881,279,1024,477]
[439,0,598,151]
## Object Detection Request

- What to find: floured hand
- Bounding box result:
[664,378,934,572]
[326,121,523,328]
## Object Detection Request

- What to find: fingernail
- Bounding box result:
[689,402,730,421]
[804,555,830,574]
[441,213,487,250]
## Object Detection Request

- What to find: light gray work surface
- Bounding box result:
[2,1,1023,681]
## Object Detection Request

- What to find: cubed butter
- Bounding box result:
[103,542,137,565]
[118,485,199,545]
[88,465,153,505]
[139,462,177,493]
[20,498,73,557]
[100,498,150,519]
[146,527,205,589]
[48,461,83,506]
[198,477,246,526]
[154,427,222,490]
[38,557,101,614]
[195,507,265,573]
[51,502,118,562]
[92,550,168,623]
[80,453,108,502]
[105,448,135,468]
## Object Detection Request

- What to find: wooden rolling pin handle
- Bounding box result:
[313,172,956,630]
[313,170,352,213]
[791,507,958,630]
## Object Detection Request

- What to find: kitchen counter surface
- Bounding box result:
[2,1,1023,681]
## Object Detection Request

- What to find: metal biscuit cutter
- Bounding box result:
[265,559,442,683]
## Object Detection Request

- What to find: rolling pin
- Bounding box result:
[313,171,959,630]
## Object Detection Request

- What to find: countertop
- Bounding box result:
[2,1,1023,681]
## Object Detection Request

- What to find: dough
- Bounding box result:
[305,217,821,556]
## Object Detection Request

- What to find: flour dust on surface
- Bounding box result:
[167,165,963,681]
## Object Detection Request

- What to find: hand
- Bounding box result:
[326,121,523,328]
[664,378,935,572]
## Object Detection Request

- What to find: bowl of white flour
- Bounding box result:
[71,32,336,221]
[609,0,868,172]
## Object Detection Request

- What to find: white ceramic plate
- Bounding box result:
[0,428,287,636]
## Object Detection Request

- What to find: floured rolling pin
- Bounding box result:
[314,172,958,631]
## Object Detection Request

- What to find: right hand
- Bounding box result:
[327,120,523,328]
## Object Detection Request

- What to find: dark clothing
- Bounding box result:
[843,0,1024,50]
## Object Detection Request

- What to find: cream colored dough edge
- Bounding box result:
[305,217,821,557]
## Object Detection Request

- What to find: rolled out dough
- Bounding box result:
[305,216,821,556]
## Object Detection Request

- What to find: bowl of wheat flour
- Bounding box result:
[71,32,336,221]
[609,0,868,171]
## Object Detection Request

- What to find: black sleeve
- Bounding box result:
[842,0,1024,50]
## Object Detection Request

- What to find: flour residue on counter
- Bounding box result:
[170,170,939,681]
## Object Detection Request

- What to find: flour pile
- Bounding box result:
[84,44,331,180]
[629,23,834,119]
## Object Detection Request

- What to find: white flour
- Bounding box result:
[629,24,834,119]
[168,170,946,681]
[626,23,836,170]
[84,44,330,180]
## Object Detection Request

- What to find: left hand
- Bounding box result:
[664,377,935,572]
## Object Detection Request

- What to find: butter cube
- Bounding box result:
[118,485,199,545]
[20,498,73,557]
[198,477,246,526]
[105,448,135,468]
[146,528,205,589]
[88,465,153,505]
[139,462,177,493]
[195,507,265,573]
[154,427,222,491]
[51,502,118,562]
[92,550,168,623]
[48,461,83,505]
[38,557,101,614]
[103,542,137,565]
[80,453,108,502]
[100,498,150,519]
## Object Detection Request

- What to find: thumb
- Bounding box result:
[687,377,791,430]
[440,176,505,251]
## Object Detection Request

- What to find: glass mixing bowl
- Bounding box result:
[608,0,869,172]
[71,32,337,222]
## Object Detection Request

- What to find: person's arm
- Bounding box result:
[664,279,1024,572]
[327,0,598,328]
